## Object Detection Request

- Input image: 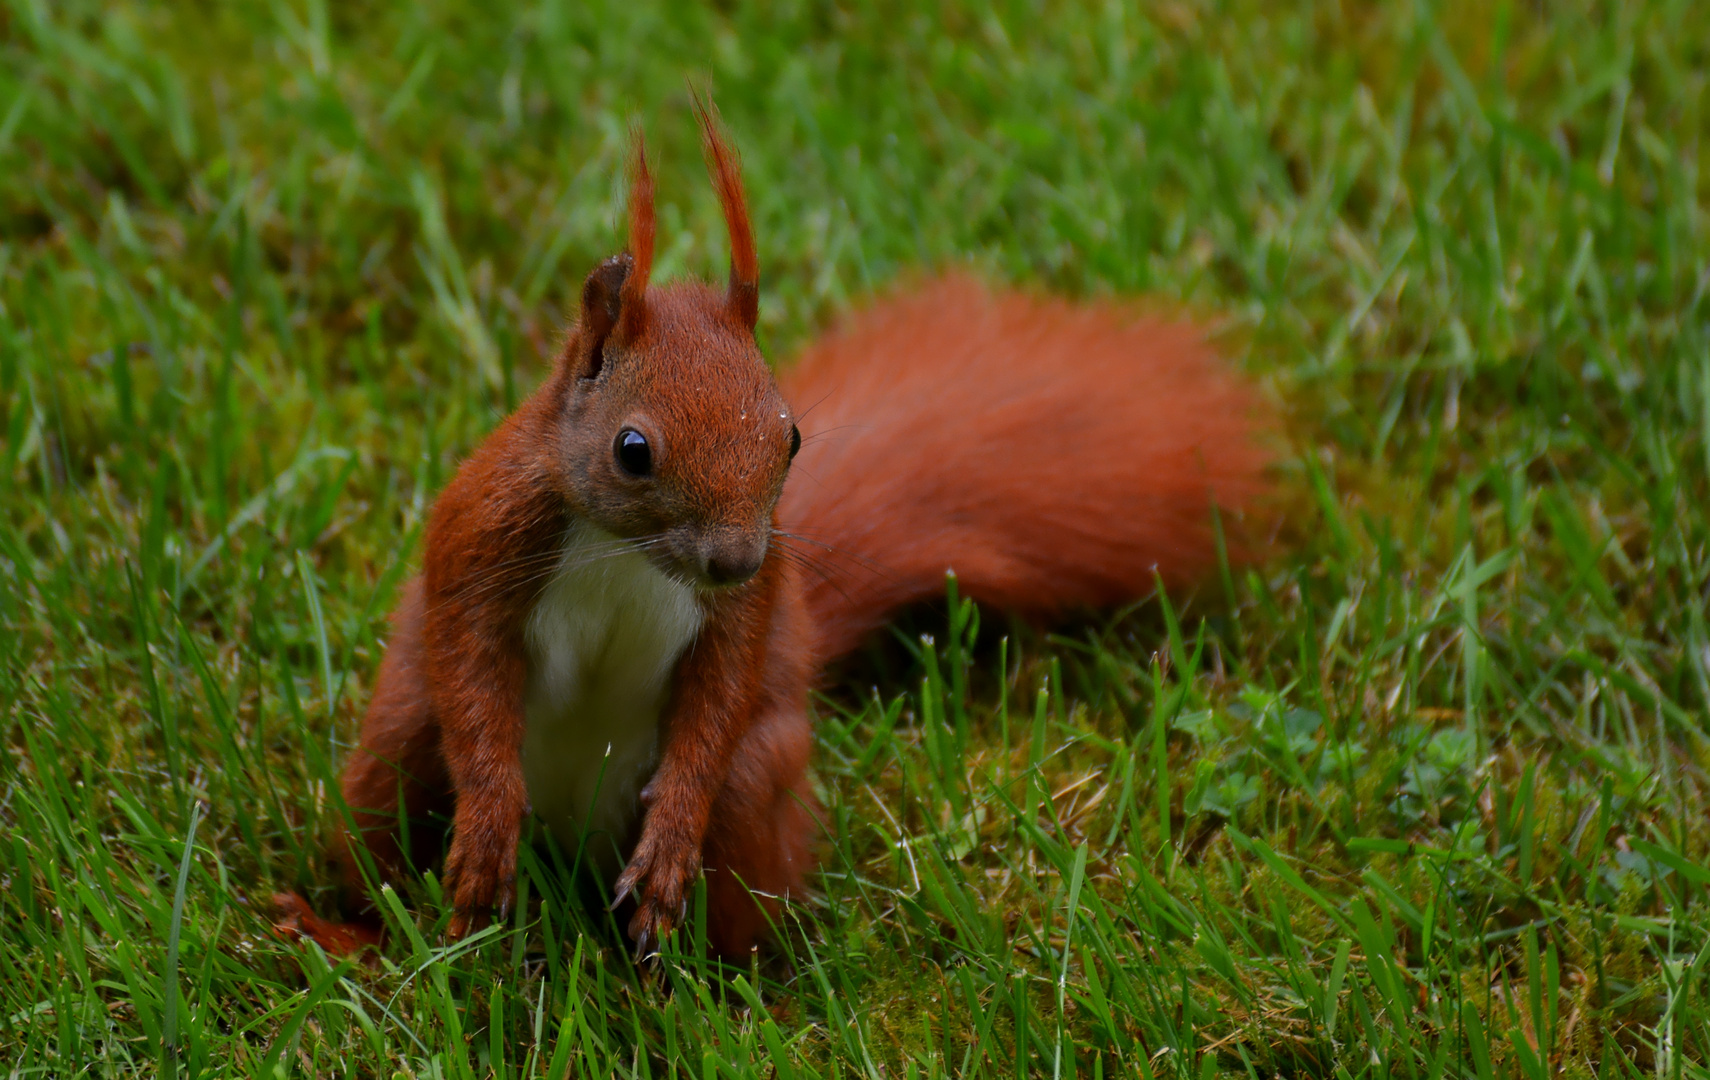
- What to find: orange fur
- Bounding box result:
[277,115,1275,963]
[618,133,655,339]
[693,93,759,330]
[779,276,1272,661]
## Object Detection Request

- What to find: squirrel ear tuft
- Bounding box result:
[617,129,655,339]
[575,253,632,379]
[692,91,758,332]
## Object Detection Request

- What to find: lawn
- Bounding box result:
[2,0,1708,1075]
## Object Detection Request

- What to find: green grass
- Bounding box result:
[3,0,1709,1075]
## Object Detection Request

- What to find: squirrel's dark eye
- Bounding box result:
[615,429,652,476]
[788,424,801,460]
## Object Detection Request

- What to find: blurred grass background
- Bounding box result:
[2,0,1709,1075]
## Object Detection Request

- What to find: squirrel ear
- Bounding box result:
[575,254,632,380]
[571,134,654,380]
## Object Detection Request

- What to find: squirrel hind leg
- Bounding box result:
[334,740,453,912]
[334,577,455,914]
[271,891,383,959]
[700,704,821,959]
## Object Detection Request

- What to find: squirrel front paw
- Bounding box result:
[612,827,702,957]
[443,813,520,939]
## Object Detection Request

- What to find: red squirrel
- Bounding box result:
[275,106,1273,959]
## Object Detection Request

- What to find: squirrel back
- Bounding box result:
[778,274,1273,663]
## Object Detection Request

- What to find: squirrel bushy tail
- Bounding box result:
[778,274,1274,663]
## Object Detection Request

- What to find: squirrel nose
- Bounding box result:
[701,537,766,586]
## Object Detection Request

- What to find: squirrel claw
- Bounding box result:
[609,875,636,912]
[632,926,655,962]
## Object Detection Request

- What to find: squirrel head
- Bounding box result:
[552,102,797,592]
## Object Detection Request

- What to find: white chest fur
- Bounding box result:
[520,525,703,873]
